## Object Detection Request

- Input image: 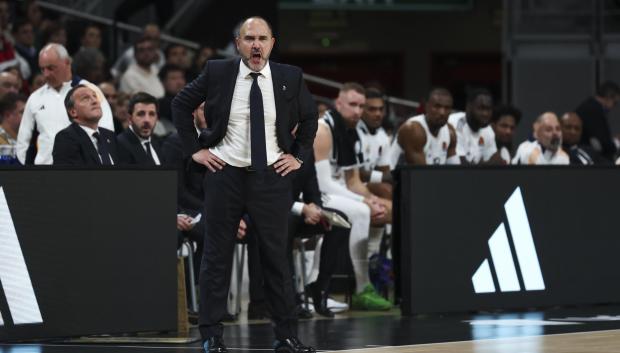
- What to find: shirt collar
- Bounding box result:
[239,60,271,80]
[79,124,99,137]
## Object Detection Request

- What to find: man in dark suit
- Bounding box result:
[53,84,118,165]
[172,16,317,353]
[117,92,163,165]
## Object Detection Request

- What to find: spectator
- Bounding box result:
[0,71,19,98]
[0,92,26,156]
[165,43,190,70]
[42,22,67,47]
[16,43,114,164]
[390,87,458,167]
[0,1,17,74]
[80,24,102,50]
[98,81,124,134]
[52,84,118,165]
[561,112,604,165]
[158,64,186,122]
[114,92,131,132]
[188,45,215,79]
[12,19,37,76]
[72,47,105,84]
[491,104,522,164]
[117,92,162,165]
[119,37,164,99]
[314,82,391,311]
[575,80,620,162]
[512,112,569,165]
[111,23,165,79]
[448,88,501,164]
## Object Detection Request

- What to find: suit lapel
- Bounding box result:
[221,58,241,124]
[126,130,147,163]
[72,123,100,164]
[271,62,285,129]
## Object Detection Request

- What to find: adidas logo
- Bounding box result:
[0,187,43,326]
[472,187,545,294]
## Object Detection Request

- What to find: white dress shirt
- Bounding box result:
[15,79,114,165]
[210,61,282,167]
[511,140,569,165]
[79,124,115,165]
[119,62,165,99]
[129,126,161,165]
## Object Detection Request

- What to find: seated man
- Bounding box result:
[448,88,502,164]
[512,112,569,165]
[560,112,605,165]
[314,82,391,311]
[52,84,118,165]
[0,92,26,162]
[117,92,163,165]
[491,104,522,164]
[390,87,458,167]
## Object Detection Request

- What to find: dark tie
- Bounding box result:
[144,141,157,165]
[249,72,267,171]
[92,131,112,165]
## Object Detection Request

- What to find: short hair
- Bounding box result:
[466,87,492,104]
[72,47,104,78]
[128,92,158,115]
[164,43,186,58]
[340,82,365,96]
[492,104,522,125]
[427,86,452,101]
[158,63,184,82]
[365,87,384,100]
[596,81,620,98]
[64,84,88,117]
[0,92,26,122]
[40,43,71,61]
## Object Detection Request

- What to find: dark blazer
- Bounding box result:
[171,57,318,163]
[162,132,204,212]
[576,96,616,162]
[117,128,163,165]
[291,153,322,207]
[52,122,118,165]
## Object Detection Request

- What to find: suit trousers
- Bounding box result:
[199,165,297,340]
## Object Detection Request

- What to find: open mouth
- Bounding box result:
[250,52,262,65]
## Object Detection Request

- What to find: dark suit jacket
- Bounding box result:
[171,58,318,163]
[162,132,204,212]
[117,128,163,165]
[291,153,322,207]
[576,96,616,161]
[52,122,118,165]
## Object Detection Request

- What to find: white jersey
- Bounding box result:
[511,140,569,165]
[356,121,391,172]
[389,114,451,167]
[448,112,497,163]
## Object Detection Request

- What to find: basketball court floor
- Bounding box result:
[2,304,620,352]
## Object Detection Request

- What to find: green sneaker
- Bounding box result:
[351,284,392,311]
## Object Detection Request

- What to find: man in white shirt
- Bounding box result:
[448,88,502,164]
[491,104,522,164]
[119,37,165,99]
[512,112,569,165]
[15,43,114,165]
[117,92,163,165]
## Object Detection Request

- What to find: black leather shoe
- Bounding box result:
[306,282,334,318]
[296,305,313,319]
[203,336,228,353]
[274,337,315,353]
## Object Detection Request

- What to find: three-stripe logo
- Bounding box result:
[472,187,546,294]
[0,186,43,326]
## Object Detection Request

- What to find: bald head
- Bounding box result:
[535,112,562,152]
[239,17,273,38]
[236,16,275,72]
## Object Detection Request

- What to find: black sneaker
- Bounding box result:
[273,337,315,353]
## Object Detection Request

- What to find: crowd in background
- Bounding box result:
[0,0,619,322]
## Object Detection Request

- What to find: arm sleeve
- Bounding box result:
[315,159,364,202]
[15,97,35,164]
[290,71,318,162]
